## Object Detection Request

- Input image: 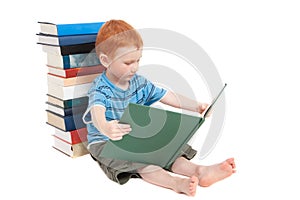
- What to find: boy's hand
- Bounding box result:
[198,103,210,116]
[103,120,132,141]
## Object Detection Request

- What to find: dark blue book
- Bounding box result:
[37,33,97,46]
[46,110,85,131]
[38,21,104,36]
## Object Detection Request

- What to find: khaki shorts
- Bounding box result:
[88,141,197,185]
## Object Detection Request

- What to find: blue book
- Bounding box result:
[37,33,97,46]
[38,21,105,36]
[46,110,85,131]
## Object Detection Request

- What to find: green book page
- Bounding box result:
[100,103,204,168]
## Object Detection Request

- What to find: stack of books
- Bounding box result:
[37,21,105,158]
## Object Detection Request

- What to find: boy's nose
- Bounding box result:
[131,63,139,72]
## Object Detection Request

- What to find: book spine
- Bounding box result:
[47,110,86,131]
[38,34,97,46]
[47,52,100,69]
[60,43,96,56]
[47,94,88,109]
[67,52,101,69]
[62,55,71,68]
[72,128,88,144]
[64,105,87,116]
[47,82,92,100]
[54,127,87,144]
[47,101,87,116]
[59,34,97,46]
[64,97,89,109]
[56,22,104,36]
[41,43,96,56]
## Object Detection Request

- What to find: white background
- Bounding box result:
[1,0,300,199]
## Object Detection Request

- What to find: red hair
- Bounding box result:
[95,19,143,58]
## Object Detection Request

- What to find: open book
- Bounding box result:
[100,84,227,168]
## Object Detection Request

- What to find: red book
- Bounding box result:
[53,127,88,144]
[52,127,89,158]
[52,136,89,158]
[47,64,105,78]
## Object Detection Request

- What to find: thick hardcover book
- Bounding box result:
[37,33,97,46]
[46,110,85,131]
[47,65,105,78]
[46,52,101,69]
[100,84,227,168]
[38,21,104,36]
[54,127,87,144]
[52,136,88,158]
[47,81,92,100]
[100,103,204,168]
[38,42,95,56]
[46,102,87,116]
[47,95,88,109]
[47,73,100,87]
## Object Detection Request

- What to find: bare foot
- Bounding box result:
[197,158,236,187]
[175,176,199,196]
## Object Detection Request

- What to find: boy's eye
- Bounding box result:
[125,60,139,65]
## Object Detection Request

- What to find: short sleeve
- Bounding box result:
[82,84,107,124]
[87,86,107,108]
[143,79,167,106]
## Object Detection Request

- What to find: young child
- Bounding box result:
[82,19,236,196]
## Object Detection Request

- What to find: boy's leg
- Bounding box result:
[171,157,236,187]
[138,165,198,196]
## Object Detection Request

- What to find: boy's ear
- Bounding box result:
[99,53,110,68]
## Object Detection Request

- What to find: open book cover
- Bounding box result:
[100,84,227,168]
[100,103,204,168]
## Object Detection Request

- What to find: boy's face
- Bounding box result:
[106,46,142,85]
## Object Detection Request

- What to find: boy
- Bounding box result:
[82,19,236,196]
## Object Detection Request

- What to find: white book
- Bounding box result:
[47,81,92,100]
[47,73,99,86]
[54,129,74,144]
[52,136,88,158]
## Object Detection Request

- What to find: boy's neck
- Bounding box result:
[106,71,130,90]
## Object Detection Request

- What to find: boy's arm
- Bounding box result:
[90,106,131,140]
[160,90,209,115]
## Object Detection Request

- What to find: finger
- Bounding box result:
[111,136,123,141]
[202,103,209,110]
[112,128,131,135]
[111,131,130,140]
[110,120,119,124]
[117,123,131,129]
[116,124,132,133]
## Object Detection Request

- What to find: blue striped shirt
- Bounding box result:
[82,71,167,144]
